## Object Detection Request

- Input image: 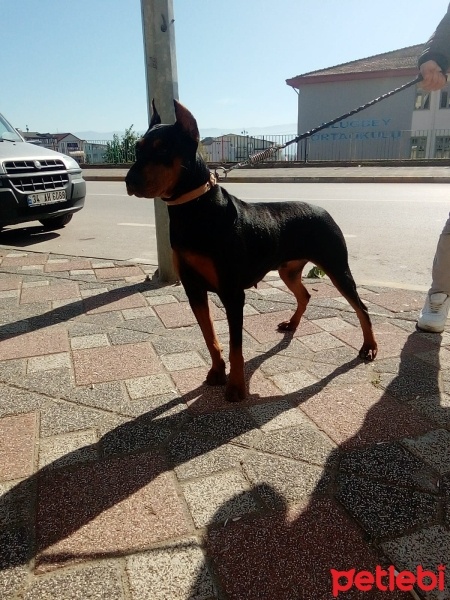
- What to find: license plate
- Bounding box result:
[27,190,67,206]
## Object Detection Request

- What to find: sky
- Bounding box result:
[1,0,449,137]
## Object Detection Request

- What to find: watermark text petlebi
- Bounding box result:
[331,565,446,597]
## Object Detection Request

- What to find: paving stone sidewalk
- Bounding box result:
[0,247,449,599]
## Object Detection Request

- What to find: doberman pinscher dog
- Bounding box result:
[126,101,378,402]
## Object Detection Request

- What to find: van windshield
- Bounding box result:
[0,114,23,142]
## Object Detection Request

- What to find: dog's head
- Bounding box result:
[125,100,200,200]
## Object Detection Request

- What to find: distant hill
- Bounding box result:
[200,124,297,138]
[74,130,130,142]
[74,123,297,141]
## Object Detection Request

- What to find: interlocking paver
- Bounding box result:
[36,453,191,571]
[72,341,163,385]
[182,469,260,527]
[243,310,321,343]
[206,498,405,600]
[94,266,145,279]
[146,293,178,305]
[366,288,426,313]
[0,328,69,361]
[38,429,98,469]
[0,277,21,291]
[125,373,176,399]
[0,413,37,481]
[154,300,225,328]
[126,539,216,600]
[44,259,92,273]
[336,474,439,538]
[160,350,206,371]
[402,429,450,474]
[298,382,435,448]
[169,430,249,480]
[243,452,329,507]
[254,421,336,466]
[27,352,71,373]
[22,562,125,600]
[70,333,109,349]
[1,254,48,267]
[83,289,147,314]
[171,365,282,413]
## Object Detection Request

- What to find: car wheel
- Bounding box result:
[39,214,73,230]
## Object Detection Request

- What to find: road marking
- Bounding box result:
[117,223,155,227]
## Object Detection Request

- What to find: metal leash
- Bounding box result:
[218,75,423,176]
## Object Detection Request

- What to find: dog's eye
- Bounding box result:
[151,139,171,158]
[156,145,169,156]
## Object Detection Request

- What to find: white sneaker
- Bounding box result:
[417,292,450,333]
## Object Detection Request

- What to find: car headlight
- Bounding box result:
[62,155,81,170]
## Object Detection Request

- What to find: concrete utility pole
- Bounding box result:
[140,0,178,283]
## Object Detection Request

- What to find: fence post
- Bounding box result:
[140,0,178,283]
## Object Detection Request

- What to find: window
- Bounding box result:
[440,89,450,109]
[414,90,430,110]
[435,136,450,158]
[410,136,427,158]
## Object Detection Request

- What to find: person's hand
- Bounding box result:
[419,60,447,91]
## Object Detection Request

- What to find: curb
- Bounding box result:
[83,174,450,184]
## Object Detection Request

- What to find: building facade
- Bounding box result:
[20,131,108,164]
[286,45,450,161]
[201,134,278,163]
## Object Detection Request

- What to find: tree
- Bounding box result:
[103,125,140,164]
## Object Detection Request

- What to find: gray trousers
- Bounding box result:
[430,213,450,295]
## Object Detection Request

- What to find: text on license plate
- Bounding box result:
[28,190,67,206]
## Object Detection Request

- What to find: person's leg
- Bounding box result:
[418,213,450,332]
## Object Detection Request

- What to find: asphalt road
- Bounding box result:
[1,180,448,290]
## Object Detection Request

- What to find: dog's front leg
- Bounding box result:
[184,286,227,386]
[221,289,246,402]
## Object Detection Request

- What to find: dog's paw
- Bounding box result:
[277,320,297,332]
[358,344,378,361]
[225,379,246,402]
[206,366,227,386]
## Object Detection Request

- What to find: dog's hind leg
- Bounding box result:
[220,289,246,402]
[277,260,310,331]
[325,266,377,361]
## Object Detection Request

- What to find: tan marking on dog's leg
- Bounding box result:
[190,299,226,385]
[327,271,378,361]
[226,346,246,402]
[277,260,310,331]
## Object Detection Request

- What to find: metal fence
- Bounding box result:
[79,129,450,165]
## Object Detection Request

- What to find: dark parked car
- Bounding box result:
[0,112,86,231]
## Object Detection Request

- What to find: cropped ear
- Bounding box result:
[149,99,161,128]
[174,100,200,142]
